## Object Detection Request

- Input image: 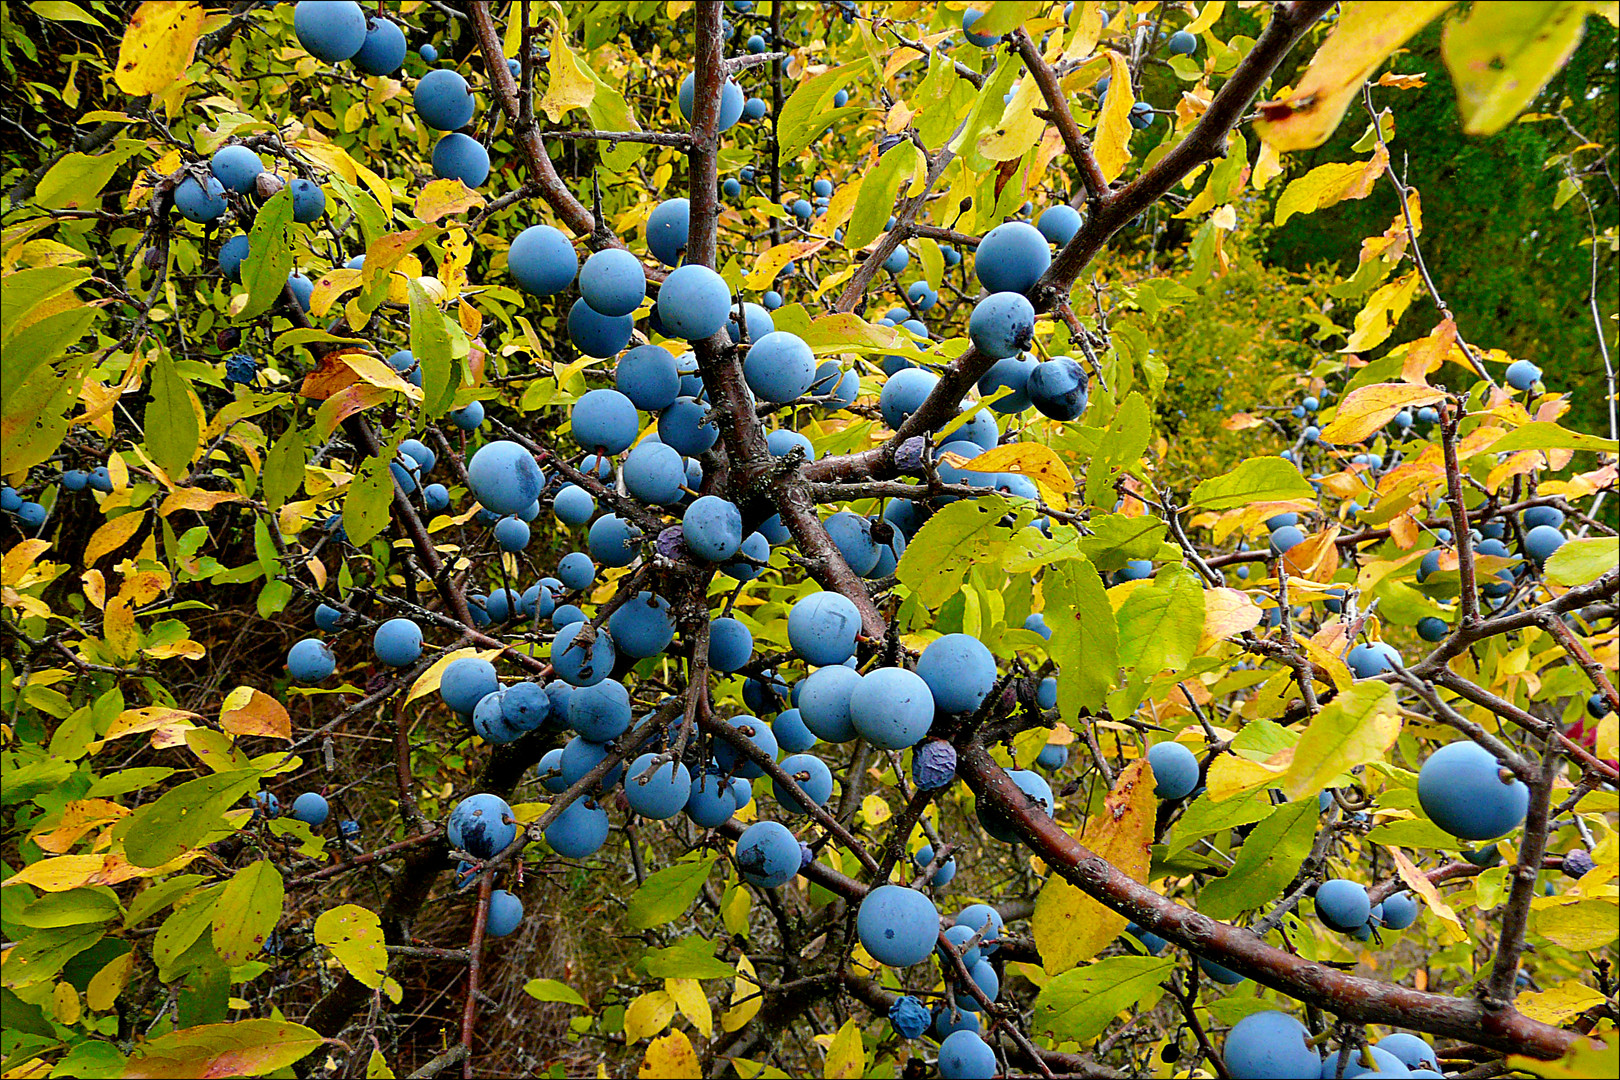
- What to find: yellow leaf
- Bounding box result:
[220,686,292,740]
[824,1018,865,1080]
[83,510,146,566]
[1340,271,1422,354]
[1516,981,1607,1026]
[1061,1,1104,62]
[1531,896,1620,951]
[639,1030,700,1079]
[103,595,140,659]
[1185,1,1226,35]
[1385,845,1465,942]
[663,978,712,1039]
[408,647,502,704]
[1254,2,1453,151]
[860,792,891,826]
[956,443,1075,508]
[1032,760,1155,973]
[1251,140,1284,189]
[53,982,81,1025]
[1320,381,1444,443]
[1,539,51,588]
[1094,52,1135,182]
[1206,752,1289,802]
[158,488,243,515]
[113,1,204,95]
[309,267,363,318]
[1200,587,1261,647]
[416,178,485,223]
[2,854,108,892]
[743,240,828,292]
[721,956,761,1032]
[979,71,1046,163]
[1274,147,1388,227]
[624,990,676,1042]
[539,27,596,122]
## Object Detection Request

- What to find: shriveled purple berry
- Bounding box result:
[913,739,957,789]
[1563,849,1595,878]
[656,525,689,560]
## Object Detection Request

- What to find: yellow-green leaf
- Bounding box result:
[1255,2,1453,151]
[314,904,386,989]
[1442,2,1594,135]
[1279,682,1402,801]
[210,860,283,966]
[1275,148,1388,227]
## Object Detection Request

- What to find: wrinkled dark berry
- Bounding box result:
[1563,849,1595,878]
[912,738,956,790]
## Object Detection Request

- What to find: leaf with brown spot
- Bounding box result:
[1031,760,1155,973]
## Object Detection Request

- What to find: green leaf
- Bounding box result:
[524,978,588,1007]
[1084,392,1151,508]
[1045,557,1116,718]
[263,424,306,511]
[408,278,466,417]
[211,860,283,967]
[967,0,1045,36]
[1190,456,1317,511]
[147,349,200,478]
[626,855,717,930]
[1544,536,1618,587]
[343,451,396,549]
[120,770,262,868]
[30,1,102,26]
[1165,789,1279,857]
[314,904,386,989]
[640,935,737,980]
[1197,796,1318,920]
[238,188,295,322]
[1442,1,1593,135]
[12,887,122,928]
[895,495,1015,608]
[122,1019,324,1079]
[1486,422,1618,455]
[1114,564,1205,681]
[844,140,923,252]
[0,923,104,989]
[1032,955,1176,1042]
[1077,514,1171,571]
[777,60,873,162]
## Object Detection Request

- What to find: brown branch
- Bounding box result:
[956,743,1578,1059]
[1012,27,1107,200]
[1483,746,1562,1005]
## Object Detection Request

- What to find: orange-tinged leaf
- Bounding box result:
[342,352,423,400]
[1284,525,1341,582]
[1321,383,1445,444]
[299,350,367,400]
[98,706,203,746]
[28,799,131,854]
[1032,760,1155,973]
[84,510,147,566]
[114,1,204,95]
[1341,271,1422,354]
[104,595,141,659]
[1403,318,1458,385]
[122,1019,325,1079]
[220,686,292,741]
[315,383,393,437]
